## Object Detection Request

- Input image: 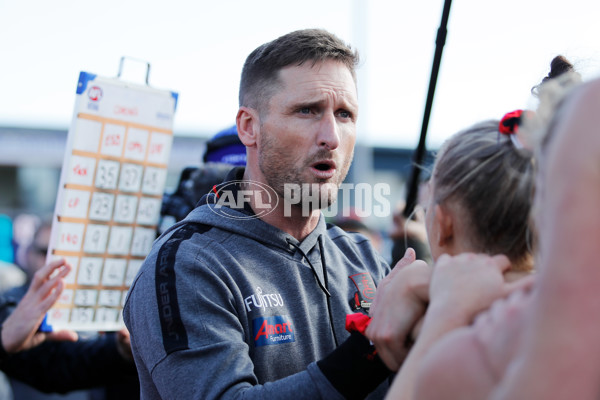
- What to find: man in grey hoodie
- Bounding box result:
[124,28,394,399]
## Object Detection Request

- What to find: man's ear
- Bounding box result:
[433,204,454,248]
[236,106,259,147]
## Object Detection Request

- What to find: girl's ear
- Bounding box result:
[236,107,259,147]
[434,203,454,249]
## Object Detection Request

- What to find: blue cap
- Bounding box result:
[203,125,247,166]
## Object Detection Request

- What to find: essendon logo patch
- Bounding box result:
[252,315,295,347]
[349,272,376,312]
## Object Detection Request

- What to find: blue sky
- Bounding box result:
[1,0,599,148]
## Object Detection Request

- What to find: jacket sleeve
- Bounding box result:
[126,258,345,399]
[150,335,388,400]
[126,254,389,400]
[0,293,137,393]
[1,333,138,393]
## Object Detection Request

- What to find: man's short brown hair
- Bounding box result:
[239,29,359,113]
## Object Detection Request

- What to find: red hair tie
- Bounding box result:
[499,110,524,135]
[499,110,534,149]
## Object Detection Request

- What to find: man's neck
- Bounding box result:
[242,169,320,241]
[259,202,320,242]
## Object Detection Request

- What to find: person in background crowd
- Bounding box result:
[1,258,136,396]
[159,125,246,231]
[389,195,432,267]
[2,221,139,400]
[1,259,74,358]
[4,220,53,300]
[203,125,247,167]
[331,210,384,254]
[0,214,26,294]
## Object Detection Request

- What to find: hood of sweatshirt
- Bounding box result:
[161,167,327,257]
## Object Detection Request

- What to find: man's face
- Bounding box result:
[256,60,358,209]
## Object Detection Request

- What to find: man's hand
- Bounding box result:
[366,248,431,371]
[1,258,78,354]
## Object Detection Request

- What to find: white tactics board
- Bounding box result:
[44,71,178,331]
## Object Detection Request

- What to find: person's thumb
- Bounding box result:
[491,254,512,273]
[393,248,417,270]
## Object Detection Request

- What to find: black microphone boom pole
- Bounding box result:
[403,0,453,218]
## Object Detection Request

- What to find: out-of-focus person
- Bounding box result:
[159,125,246,232]
[2,221,139,400]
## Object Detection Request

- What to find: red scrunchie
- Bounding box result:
[499,109,524,135]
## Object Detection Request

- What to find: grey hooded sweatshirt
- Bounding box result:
[124,170,391,399]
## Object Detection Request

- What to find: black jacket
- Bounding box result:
[0,294,139,394]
